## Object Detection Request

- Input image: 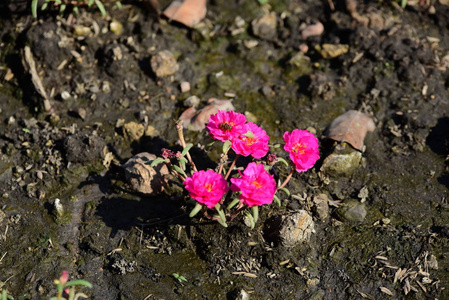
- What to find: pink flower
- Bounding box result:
[206,110,247,142]
[183,170,229,208]
[60,270,69,285]
[230,162,276,207]
[231,122,269,159]
[283,129,320,173]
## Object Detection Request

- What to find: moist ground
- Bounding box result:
[0,0,449,299]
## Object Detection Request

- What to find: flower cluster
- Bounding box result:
[151,110,320,228]
[207,111,269,159]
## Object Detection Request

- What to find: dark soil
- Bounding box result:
[1,0,449,299]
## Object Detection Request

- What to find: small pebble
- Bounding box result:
[184,95,201,107]
[180,81,191,93]
[61,91,71,100]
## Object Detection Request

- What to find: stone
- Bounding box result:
[180,81,191,93]
[0,209,6,224]
[150,50,179,77]
[184,95,200,107]
[109,20,123,35]
[279,210,315,247]
[312,194,329,220]
[320,143,362,176]
[251,12,277,40]
[123,152,169,195]
[336,199,367,222]
[123,121,145,141]
[315,44,349,59]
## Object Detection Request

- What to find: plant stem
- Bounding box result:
[277,165,294,190]
[166,161,186,182]
[177,121,198,172]
[217,150,229,175]
[228,202,245,221]
[224,155,240,180]
[203,210,218,221]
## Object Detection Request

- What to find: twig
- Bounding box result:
[224,155,240,180]
[277,166,294,190]
[176,120,198,172]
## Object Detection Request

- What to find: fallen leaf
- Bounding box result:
[327,110,375,151]
[23,46,52,112]
[179,99,235,131]
[163,0,207,28]
[379,286,394,296]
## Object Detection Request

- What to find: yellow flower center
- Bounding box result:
[252,180,262,189]
[292,142,306,155]
[243,136,257,146]
[204,183,213,192]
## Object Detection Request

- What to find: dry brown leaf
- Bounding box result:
[23,46,52,112]
[179,99,235,131]
[163,0,207,28]
[379,286,394,296]
[327,110,375,151]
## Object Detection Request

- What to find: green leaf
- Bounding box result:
[149,157,165,167]
[222,140,232,154]
[31,0,38,18]
[41,2,48,10]
[206,141,215,147]
[214,214,228,227]
[55,0,62,4]
[95,0,107,16]
[251,206,259,224]
[73,293,88,300]
[273,195,281,207]
[227,198,240,210]
[88,0,95,6]
[179,159,186,171]
[115,1,122,9]
[65,280,93,288]
[172,165,186,176]
[73,6,79,17]
[189,203,202,218]
[181,143,193,156]
[242,131,254,138]
[273,143,281,148]
[401,0,407,8]
[59,3,66,14]
[245,211,255,229]
[215,203,227,224]
[279,187,290,196]
[276,157,289,167]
